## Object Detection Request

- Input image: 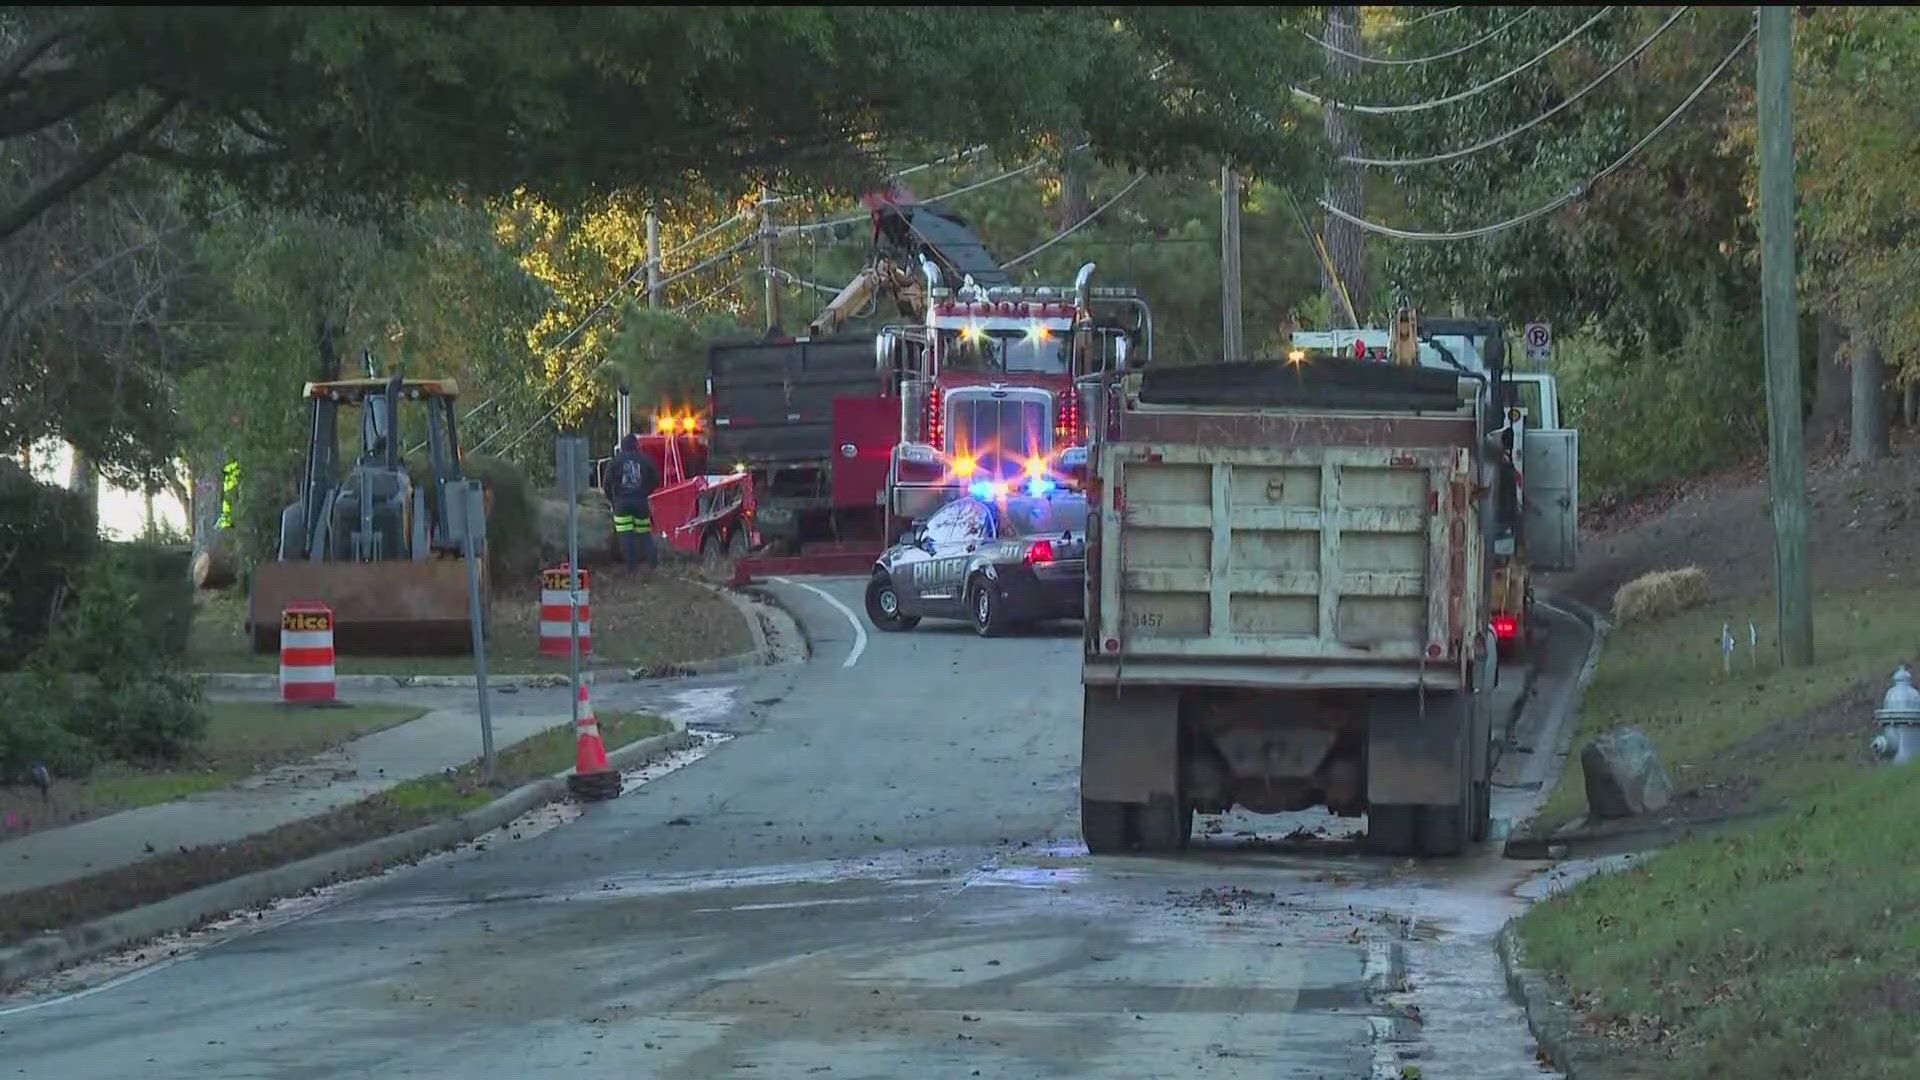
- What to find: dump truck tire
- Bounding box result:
[1470,780,1492,843]
[1364,804,1419,856]
[1135,794,1191,853]
[1081,798,1131,854]
[1416,802,1470,857]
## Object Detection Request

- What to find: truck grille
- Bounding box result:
[948,393,1049,477]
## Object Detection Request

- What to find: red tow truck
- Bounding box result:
[595,392,758,561]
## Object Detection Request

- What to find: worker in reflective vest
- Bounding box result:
[604,432,660,571]
[215,460,240,529]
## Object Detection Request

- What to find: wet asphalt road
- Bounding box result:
[0,576,1584,1078]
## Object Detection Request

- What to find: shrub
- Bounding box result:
[1613,567,1713,624]
[1553,313,1767,503]
[115,542,195,660]
[0,460,98,670]
[0,673,100,781]
[75,671,207,765]
[40,550,208,764]
[462,452,542,585]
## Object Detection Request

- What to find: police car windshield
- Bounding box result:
[996,495,1089,538]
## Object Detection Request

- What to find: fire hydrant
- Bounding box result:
[1870,665,1920,764]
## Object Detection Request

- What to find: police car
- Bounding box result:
[864,489,1089,636]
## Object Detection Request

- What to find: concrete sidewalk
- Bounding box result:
[0,682,636,899]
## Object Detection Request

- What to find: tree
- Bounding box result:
[1319,5,1368,325]
[1796,6,1920,460]
[2,7,1325,243]
[178,200,548,560]
[0,149,204,496]
[1334,6,1760,346]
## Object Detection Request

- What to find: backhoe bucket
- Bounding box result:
[248,559,486,655]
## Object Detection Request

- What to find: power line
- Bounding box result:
[1295,7,1619,116]
[653,234,756,290]
[679,272,752,314]
[1330,7,1467,35]
[1003,174,1147,270]
[761,266,844,295]
[1303,8,1539,66]
[1319,23,1754,241]
[1344,7,1691,167]
[456,235,754,450]
[778,146,1088,236]
[657,210,752,262]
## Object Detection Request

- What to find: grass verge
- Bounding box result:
[1532,582,1920,832]
[187,570,752,674]
[0,701,424,838]
[0,710,669,949]
[1517,764,1920,1078]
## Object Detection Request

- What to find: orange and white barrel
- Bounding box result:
[279,601,336,704]
[539,566,592,657]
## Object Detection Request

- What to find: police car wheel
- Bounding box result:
[971,581,1007,638]
[865,574,918,632]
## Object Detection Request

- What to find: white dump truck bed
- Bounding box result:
[1084,406,1484,690]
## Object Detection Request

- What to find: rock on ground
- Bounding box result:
[1581,724,1674,819]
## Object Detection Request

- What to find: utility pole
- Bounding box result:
[1220,164,1244,361]
[645,211,661,310]
[1757,5,1813,666]
[759,186,780,333]
[1321,4,1367,328]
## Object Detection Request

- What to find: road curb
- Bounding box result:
[0,727,694,989]
[1497,923,1582,1078]
[196,659,761,692]
[1502,597,1610,858]
[1503,804,1782,860]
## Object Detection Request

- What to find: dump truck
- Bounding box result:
[1079,314,1578,856]
[248,369,485,654]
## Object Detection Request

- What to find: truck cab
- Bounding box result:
[880,263,1146,522]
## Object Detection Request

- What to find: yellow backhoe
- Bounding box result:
[246,368,487,654]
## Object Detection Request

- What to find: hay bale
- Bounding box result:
[1612,566,1711,624]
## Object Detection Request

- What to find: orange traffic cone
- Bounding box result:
[566,676,622,801]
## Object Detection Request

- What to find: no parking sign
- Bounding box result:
[1523,322,1551,364]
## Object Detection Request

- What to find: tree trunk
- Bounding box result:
[1905,379,1919,428]
[1850,338,1889,464]
[1807,313,1848,442]
[1320,5,1367,327]
[67,445,99,529]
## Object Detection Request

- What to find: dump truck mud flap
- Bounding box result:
[1366,689,1471,806]
[1080,686,1180,803]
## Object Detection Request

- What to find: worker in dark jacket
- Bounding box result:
[605,431,661,571]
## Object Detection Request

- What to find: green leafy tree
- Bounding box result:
[3,7,1326,242]
[1798,6,1920,389]
[179,200,546,563]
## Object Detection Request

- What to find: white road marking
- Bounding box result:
[1369,1015,1405,1079]
[1363,939,1397,991]
[770,576,867,668]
